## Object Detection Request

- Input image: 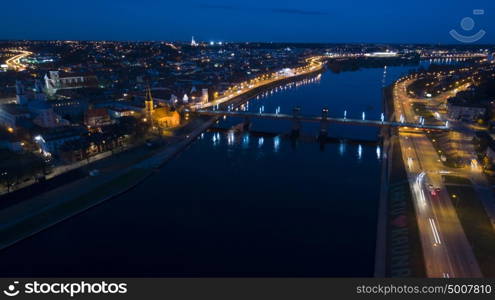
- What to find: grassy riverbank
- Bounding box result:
[0,168,150,249]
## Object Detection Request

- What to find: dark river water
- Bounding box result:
[0,61,452,277]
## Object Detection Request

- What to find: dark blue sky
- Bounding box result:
[2,0,494,43]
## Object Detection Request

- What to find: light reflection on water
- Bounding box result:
[227,131,234,145]
[273,136,280,152]
[217,71,382,140]
[245,75,322,115]
[339,140,346,156]
[205,131,381,162]
[242,134,250,149]
[258,137,264,148]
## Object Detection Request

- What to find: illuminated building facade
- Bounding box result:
[44,71,98,95]
[144,89,180,128]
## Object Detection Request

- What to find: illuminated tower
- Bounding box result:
[201,88,209,103]
[145,87,154,116]
[191,36,198,47]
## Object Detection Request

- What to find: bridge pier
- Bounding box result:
[318,108,329,142]
[243,116,251,132]
[291,106,301,138]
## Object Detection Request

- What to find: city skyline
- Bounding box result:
[2,0,494,44]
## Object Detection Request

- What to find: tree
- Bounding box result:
[0,150,45,192]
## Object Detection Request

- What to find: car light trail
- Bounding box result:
[407,157,413,169]
[5,50,33,71]
[429,217,442,245]
[414,172,427,208]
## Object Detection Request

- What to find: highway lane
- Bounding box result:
[393,79,482,277]
[406,133,481,277]
[4,50,32,71]
[400,133,456,277]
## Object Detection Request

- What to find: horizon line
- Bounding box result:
[0,39,494,47]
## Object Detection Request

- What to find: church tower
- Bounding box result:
[145,87,154,116]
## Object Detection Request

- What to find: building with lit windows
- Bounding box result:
[44,71,98,95]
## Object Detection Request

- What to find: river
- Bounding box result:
[0,59,459,276]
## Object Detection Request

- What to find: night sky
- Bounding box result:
[2,0,494,43]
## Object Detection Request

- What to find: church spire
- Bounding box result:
[145,86,154,114]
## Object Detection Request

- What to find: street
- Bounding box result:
[393,78,482,278]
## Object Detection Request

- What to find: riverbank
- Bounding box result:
[0,121,211,250]
[211,62,326,111]
[0,61,326,251]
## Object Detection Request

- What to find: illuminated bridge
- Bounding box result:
[190,107,451,135]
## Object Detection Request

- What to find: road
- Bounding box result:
[194,56,325,109]
[5,50,33,71]
[0,150,114,196]
[393,78,482,278]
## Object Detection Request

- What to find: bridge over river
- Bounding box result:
[189,107,451,136]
